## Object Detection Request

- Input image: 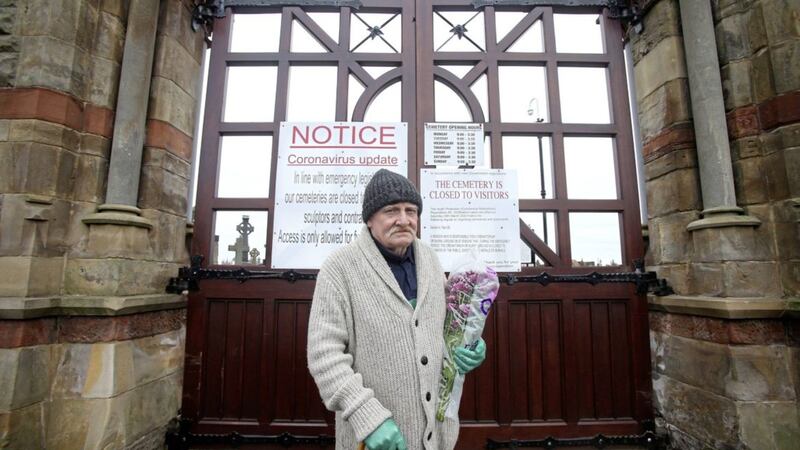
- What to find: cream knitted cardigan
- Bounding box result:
[307,226,459,450]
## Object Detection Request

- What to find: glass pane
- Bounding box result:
[433,11,485,52]
[495,11,527,44]
[308,12,340,43]
[520,238,533,266]
[440,65,473,79]
[520,211,557,253]
[223,66,277,122]
[498,66,548,122]
[558,67,610,124]
[564,137,617,199]
[217,136,273,198]
[554,14,604,54]
[519,239,548,267]
[230,14,281,53]
[291,20,328,52]
[472,73,489,121]
[522,240,550,267]
[435,80,471,122]
[286,66,337,121]
[348,74,365,120]
[363,65,396,79]
[502,136,554,199]
[569,212,622,267]
[480,135,492,168]
[213,211,269,265]
[507,20,544,52]
[364,81,401,122]
[351,12,402,53]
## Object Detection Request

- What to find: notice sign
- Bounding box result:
[424,123,484,166]
[272,122,408,269]
[420,168,520,272]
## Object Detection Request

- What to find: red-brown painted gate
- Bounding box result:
[174,1,654,448]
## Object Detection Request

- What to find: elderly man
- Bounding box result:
[307,169,487,450]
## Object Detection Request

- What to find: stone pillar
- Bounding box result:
[678,0,760,231]
[84,0,160,229]
[1,0,203,445]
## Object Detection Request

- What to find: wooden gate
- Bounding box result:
[171,1,656,448]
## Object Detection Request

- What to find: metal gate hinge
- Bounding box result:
[192,1,224,33]
[607,1,643,34]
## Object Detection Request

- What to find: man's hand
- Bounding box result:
[454,338,486,374]
[364,418,407,450]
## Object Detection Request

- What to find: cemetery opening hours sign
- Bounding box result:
[424,123,484,166]
[271,122,408,269]
[420,168,521,272]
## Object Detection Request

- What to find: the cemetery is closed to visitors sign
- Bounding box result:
[420,168,521,272]
[271,122,408,269]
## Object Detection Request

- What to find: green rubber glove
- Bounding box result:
[364,418,407,450]
[454,338,486,375]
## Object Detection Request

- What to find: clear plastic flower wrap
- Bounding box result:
[436,253,499,421]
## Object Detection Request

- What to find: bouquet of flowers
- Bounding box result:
[436,254,499,421]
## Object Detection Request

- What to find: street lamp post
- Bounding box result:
[528,98,549,254]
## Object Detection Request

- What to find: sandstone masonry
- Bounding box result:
[0,1,204,448]
[632,0,800,448]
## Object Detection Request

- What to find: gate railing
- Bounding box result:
[165,418,663,449]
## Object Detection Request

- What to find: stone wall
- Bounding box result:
[0,1,203,448]
[632,0,800,448]
[714,0,800,300]
[0,310,185,448]
[649,313,799,449]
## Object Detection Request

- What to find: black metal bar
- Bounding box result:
[165,255,317,293]
[535,132,549,248]
[485,430,662,449]
[166,418,336,449]
[500,259,673,296]
[166,418,662,450]
[167,256,672,295]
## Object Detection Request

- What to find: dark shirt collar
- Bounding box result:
[370,233,415,264]
[369,231,417,302]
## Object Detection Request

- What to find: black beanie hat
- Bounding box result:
[361,169,423,222]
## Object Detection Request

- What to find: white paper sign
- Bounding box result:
[420,168,521,272]
[272,122,408,269]
[424,123,484,166]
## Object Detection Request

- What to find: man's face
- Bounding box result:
[367,202,419,256]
